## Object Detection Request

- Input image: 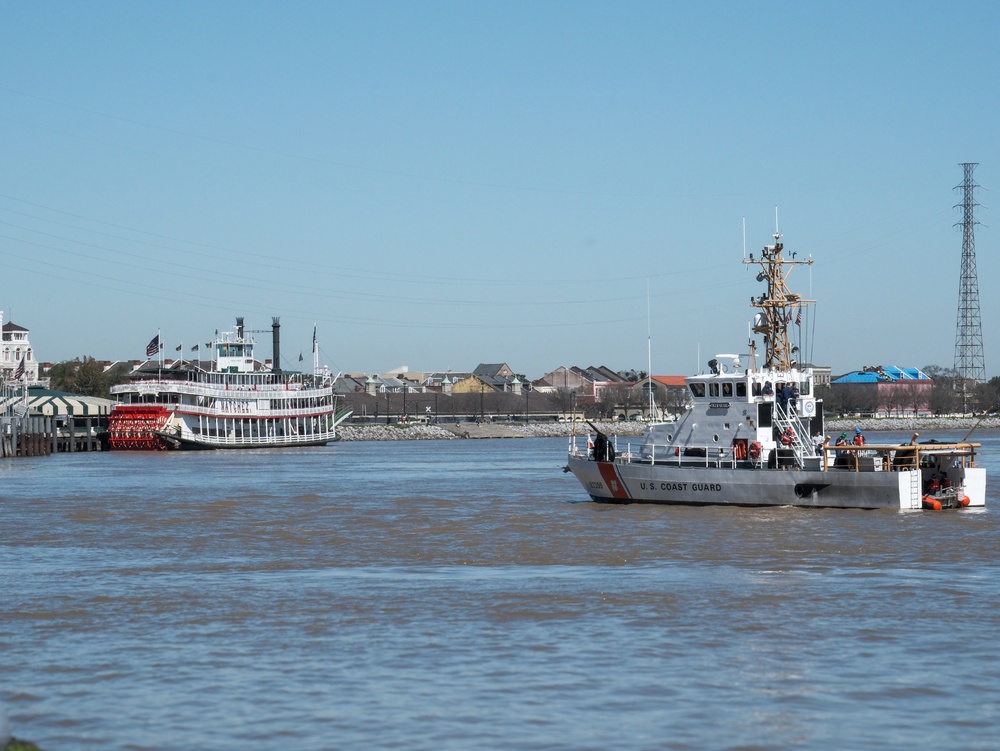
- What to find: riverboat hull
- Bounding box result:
[105,403,349,451]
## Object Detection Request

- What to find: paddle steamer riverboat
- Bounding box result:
[106,318,350,450]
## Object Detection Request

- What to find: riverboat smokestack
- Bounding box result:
[236,317,244,340]
[272,317,281,373]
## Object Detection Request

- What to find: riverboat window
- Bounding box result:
[709,383,720,397]
[690,383,706,398]
[798,381,811,396]
[736,383,747,397]
[722,382,733,397]
[752,381,761,395]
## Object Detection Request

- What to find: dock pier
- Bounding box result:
[1,415,104,457]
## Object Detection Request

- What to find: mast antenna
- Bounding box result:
[745,229,813,370]
[647,280,653,419]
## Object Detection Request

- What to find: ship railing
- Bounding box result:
[194,429,339,447]
[579,433,981,476]
[820,437,979,473]
[180,403,335,418]
[571,433,757,468]
[630,442,746,468]
[111,380,331,399]
[771,402,814,466]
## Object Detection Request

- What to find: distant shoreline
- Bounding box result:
[337,416,998,442]
[825,416,996,435]
[336,421,642,442]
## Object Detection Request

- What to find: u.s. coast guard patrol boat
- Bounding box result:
[566,233,985,510]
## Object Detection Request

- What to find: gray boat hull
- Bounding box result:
[566,454,985,510]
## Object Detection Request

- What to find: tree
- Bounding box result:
[663,384,689,419]
[551,387,578,418]
[923,365,961,415]
[595,385,624,419]
[815,384,840,416]
[620,369,648,383]
[897,381,927,416]
[837,383,877,417]
[976,377,1000,414]
[880,382,903,417]
[46,357,125,399]
[617,384,644,420]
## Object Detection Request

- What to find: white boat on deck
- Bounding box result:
[565,233,986,510]
[106,318,351,450]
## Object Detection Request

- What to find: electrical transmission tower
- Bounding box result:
[953,162,986,412]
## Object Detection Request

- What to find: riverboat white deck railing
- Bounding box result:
[185,429,338,448]
[113,381,330,400]
[177,402,335,419]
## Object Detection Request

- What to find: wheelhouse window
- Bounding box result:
[690,383,706,398]
[736,382,747,397]
[709,383,720,397]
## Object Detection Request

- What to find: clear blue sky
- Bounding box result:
[2,1,998,379]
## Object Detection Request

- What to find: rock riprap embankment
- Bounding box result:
[337,421,646,441]
[336,417,998,442]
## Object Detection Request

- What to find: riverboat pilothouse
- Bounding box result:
[566,231,986,510]
[106,318,351,450]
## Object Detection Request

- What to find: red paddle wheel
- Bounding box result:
[107,405,172,450]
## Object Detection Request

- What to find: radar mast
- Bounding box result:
[744,233,814,371]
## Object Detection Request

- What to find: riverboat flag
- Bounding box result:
[146,335,161,357]
[795,309,802,326]
[175,344,182,352]
[312,326,317,353]
[191,343,199,351]
[13,356,25,380]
